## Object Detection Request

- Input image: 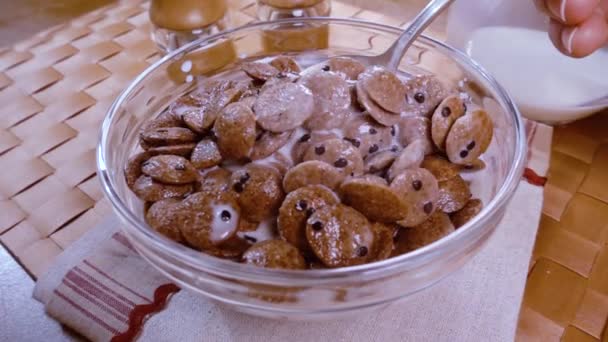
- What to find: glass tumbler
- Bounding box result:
[257,0,331,21]
[150,0,231,53]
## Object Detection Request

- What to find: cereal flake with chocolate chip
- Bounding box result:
[147,143,196,157]
[278,185,339,255]
[403,75,446,117]
[390,168,440,227]
[356,72,402,126]
[344,116,392,158]
[243,240,307,269]
[369,223,397,262]
[250,130,294,160]
[450,198,483,228]
[326,56,366,80]
[141,155,198,185]
[431,95,467,151]
[141,110,183,134]
[398,116,434,155]
[291,131,338,163]
[364,150,397,174]
[339,176,408,223]
[420,155,461,182]
[140,127,198,148]
[190,139,222,169]
[302,138,364,177]
[436,175,472,213]
[146,198,186,242]
[254,82,314,132]
[306,204,375,268]
[393,211,455,255]
[360,66,407,114]
[214,102,257,160]
[445,109,494,165]
[387,139,426,181]
[230,164,285,222]
[133,175,193,202]
[241,61,280,81]
[283,160,345,193]
[269,56,301,74]
[298,70,352,130]
[180,191,241,251]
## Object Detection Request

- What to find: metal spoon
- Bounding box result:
[347,0,455,70]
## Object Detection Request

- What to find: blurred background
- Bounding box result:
[0,0,434,46]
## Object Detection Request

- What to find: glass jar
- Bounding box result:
[98,18,526,320]
[150,0,230,53]
[257,0,331,21]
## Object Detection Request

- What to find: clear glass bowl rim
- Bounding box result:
[97,17,527,285]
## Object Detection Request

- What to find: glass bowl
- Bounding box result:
[97,18,526,320]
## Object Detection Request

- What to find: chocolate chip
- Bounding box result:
[460,150,469,158]
[312,221,324,231]
[441,107,451,117]
[306,208,316,217]
[423,202,433,214]
[298,133,311,143]
[343,137,360,148]
[233,182,244,193]
[220,210,231,221]
[467,141,476,150]
[368,144,379,154]
[315,145,326,155]
[391,126,396,136]
[334,158,348,168]
[240,173,251,184]
[369,127,377,135]
[174,164,186,171]
[391,145,399,152]
[356,246,368,257]
[295,200,308,212]
[322,65,330,71]
[414,92,425,103]
[412,180,422,191]
[244,235,257,243]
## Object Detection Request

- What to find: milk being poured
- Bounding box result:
[465,26,608,121]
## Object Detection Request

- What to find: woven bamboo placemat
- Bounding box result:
[517,113,608,342]
[0,0,426,279]
[0,0,605,340]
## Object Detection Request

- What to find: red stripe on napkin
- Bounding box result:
[112,283,181,342]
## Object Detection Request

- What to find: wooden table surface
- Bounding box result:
[0,1,606,341]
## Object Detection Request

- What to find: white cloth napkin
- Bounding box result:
[34,123,552,342]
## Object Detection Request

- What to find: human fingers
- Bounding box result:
[537,0,599,24]
[551,10,608,57]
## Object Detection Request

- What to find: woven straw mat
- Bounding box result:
[0,0,607,340]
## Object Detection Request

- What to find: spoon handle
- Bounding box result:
[382,0,456,70]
